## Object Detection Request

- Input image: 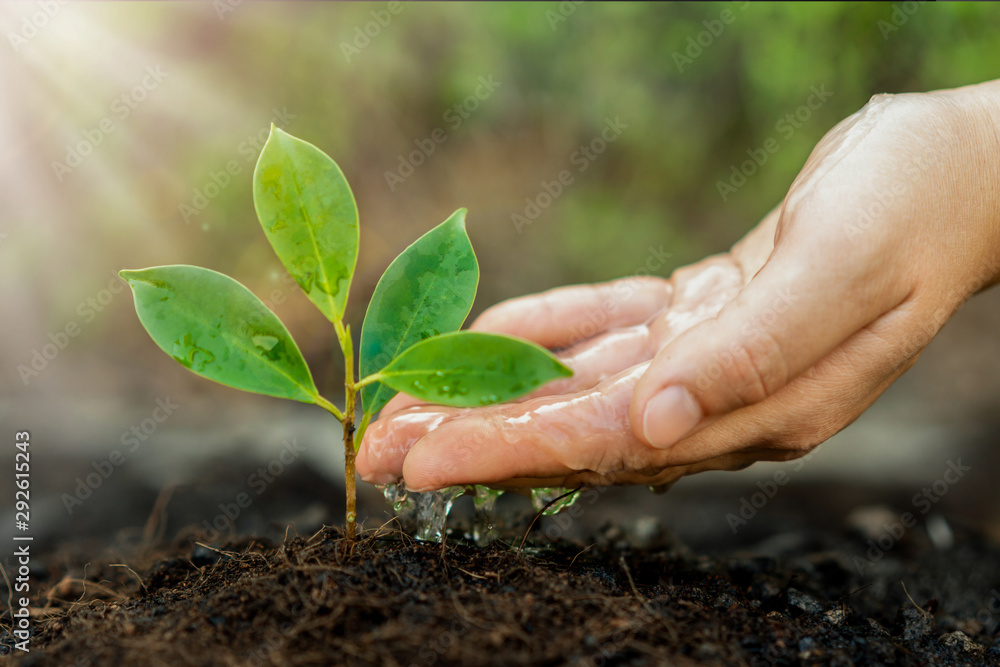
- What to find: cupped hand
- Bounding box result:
[356,81,1000,492]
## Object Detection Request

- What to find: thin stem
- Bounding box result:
[332,317,348,355]
[340,324,357,541]
[313,394,345,422]
[353,373,384,390]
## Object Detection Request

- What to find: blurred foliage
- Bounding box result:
[2,1,999,399]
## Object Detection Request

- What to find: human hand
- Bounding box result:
[356,81,1000,491]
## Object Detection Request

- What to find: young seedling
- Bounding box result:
[120,126,572,540]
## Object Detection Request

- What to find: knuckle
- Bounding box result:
[702,330,788,410]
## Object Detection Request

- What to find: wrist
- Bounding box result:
[926,80,1000,293]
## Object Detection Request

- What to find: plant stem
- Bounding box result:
[353,373,384,389]
[314,395,345,422]
[341,325,357,541]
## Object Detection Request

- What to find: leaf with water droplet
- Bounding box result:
[120,265,319,403]
[253,126,359,323]
[378,331,571,408]
[530,487,582,515]
[360,209,478,415]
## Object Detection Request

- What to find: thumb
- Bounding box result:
[630,243,902,450]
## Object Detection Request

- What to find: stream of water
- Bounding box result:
[380,483,583,543]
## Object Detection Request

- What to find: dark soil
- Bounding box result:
[3,507,1000,666]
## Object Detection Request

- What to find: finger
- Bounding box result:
[630,202,911,451]
[492,297,933,488]
[398,365,652,491]
[376,278,670,418]
[378,324,658,417]
[358,364,649,489]
[355,407,463,484]
[470,277,671,348]
[650,294,934,468]
[381,253,748,418]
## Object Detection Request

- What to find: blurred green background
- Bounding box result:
[3,2,1000,541]
[4,1,999,399]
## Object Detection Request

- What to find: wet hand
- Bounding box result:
[357,82,1000,491]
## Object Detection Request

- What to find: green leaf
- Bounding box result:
[120,265,319,403]
[377,331,572,408]
[253,126,359,323]
[360,209,478,415]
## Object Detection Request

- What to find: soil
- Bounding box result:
[3,481,1000,667]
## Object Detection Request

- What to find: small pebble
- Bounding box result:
[823,607,849,626]
[787,588,823,614]
[939,631,984,656]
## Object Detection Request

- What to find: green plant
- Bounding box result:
[120,126,572,539]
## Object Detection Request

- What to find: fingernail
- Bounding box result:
[641,386,702,449]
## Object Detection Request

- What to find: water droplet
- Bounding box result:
[411,380,425,391]
[473,486,503,545]
[530,487,582,515]
[381,481,466,542]
[487,394,499,403]
[252,334,279,351]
